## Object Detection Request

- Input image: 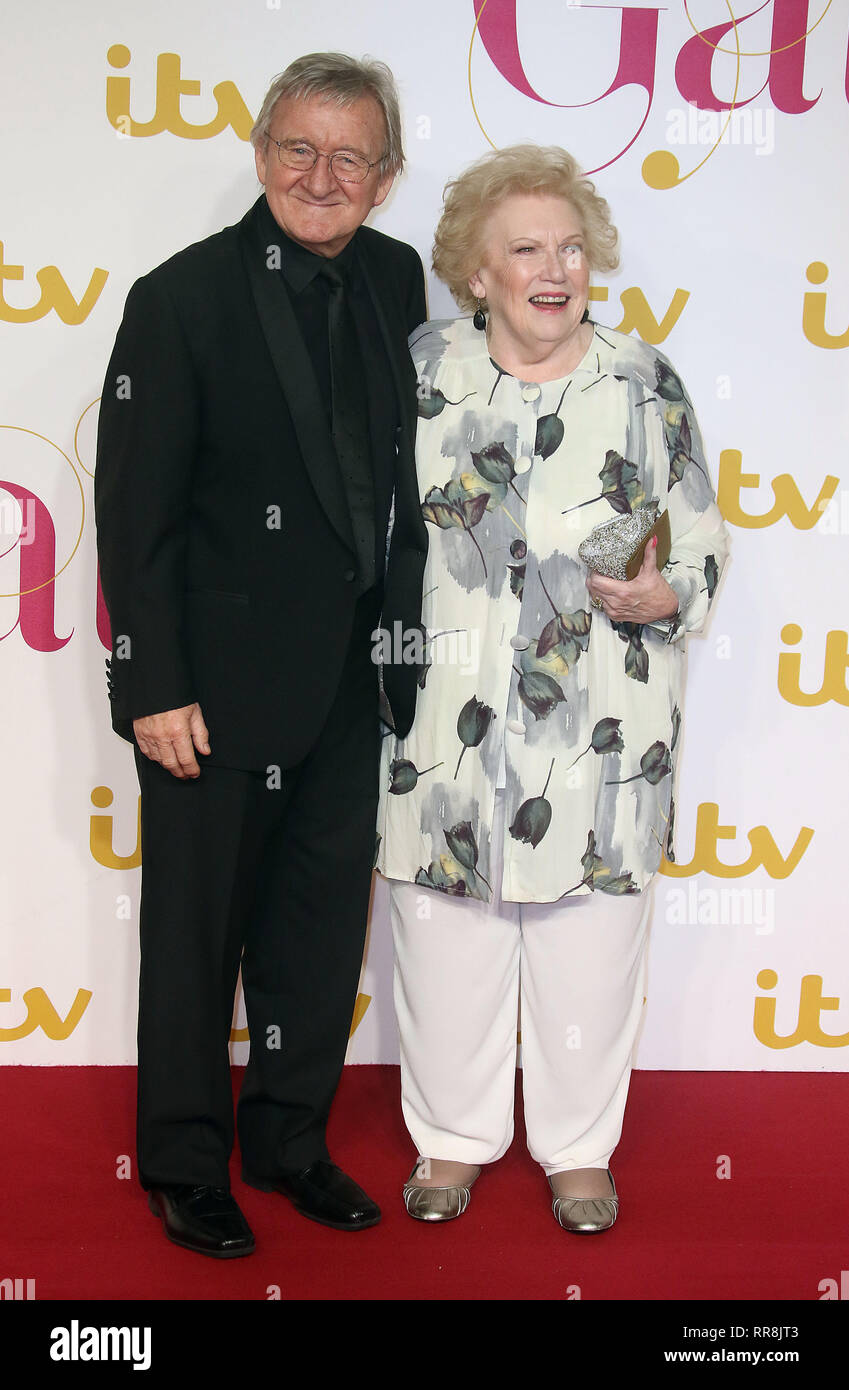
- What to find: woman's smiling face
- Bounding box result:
[468,192,590,361]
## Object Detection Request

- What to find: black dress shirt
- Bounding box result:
[257,196,399,592]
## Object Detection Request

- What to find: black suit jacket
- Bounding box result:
[95,195,428,771]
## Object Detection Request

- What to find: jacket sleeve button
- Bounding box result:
[343,569,357,583]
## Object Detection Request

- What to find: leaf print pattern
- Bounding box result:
[508,538,526,599]
[654,359,687,403]
[514,664,566,720]
[470,442,526,506]
[562,450,646,518]
[415,627,467,691]
[415,822,489,899]
[537,572,592,668]
[444,821,491,892]
[377,318,730,903]
[665,408,710,488]
[671,703,681,753]
[512,573,591,719]
[455,695,495,778]
[414,855,472,897]
[389,758,443,794]
[508,563,525,599]
[536,607,592,665]
[582,831,638,894]
[566,718,624,769]
[666,793,677,863]
[654,360,711,491]
[606,740,672,787]
[416,386,476,419]
[704,554,719,598]
[534,384,571,459]
[611,620,649,683]
[561,830,638,895]
[509,759,555,848]
[422,479,490,577]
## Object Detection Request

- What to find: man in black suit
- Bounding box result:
[95,52,427,1257]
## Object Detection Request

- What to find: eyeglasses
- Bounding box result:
[268,138,384,184]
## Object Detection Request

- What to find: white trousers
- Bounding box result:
[388,791,654,1174]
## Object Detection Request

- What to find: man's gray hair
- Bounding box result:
[251,52,405,177]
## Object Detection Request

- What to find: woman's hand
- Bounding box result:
[586,538,679,623]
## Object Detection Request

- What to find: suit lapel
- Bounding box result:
[357,236,425,559]
[238,198,356,558]
[357,243,417,450]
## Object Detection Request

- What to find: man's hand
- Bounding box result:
[133,703,211,779]
[586,537,679,624]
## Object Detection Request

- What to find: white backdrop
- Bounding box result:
[1,0,847,1070]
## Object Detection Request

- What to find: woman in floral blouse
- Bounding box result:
[375,145,729,1231]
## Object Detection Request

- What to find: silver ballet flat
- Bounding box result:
[402,1160,481,1222]
[549,1168,619,1233]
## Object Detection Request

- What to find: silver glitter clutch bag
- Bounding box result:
[578,504,670,581]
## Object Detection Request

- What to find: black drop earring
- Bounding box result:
[581,306,590,323]
[473,298,487,330]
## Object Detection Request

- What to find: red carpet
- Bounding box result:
[2,1065,847,1301]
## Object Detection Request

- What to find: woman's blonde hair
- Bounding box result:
[432,145,619,312]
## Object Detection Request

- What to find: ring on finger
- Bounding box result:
[591,595,604,611]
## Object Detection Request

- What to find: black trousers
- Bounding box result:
[132,589,381,1189]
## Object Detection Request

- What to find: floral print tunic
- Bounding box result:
[375,317,729,904]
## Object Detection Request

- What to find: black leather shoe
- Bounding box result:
[242,1160,380,1231]
[147,1184,256,1258]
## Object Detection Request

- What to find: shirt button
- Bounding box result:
[521,384,541,402]
[507,719,526,735]
[514,456,532,474]
[509,634,530,650]
[343,569,357,583]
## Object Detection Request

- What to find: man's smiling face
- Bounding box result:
[254,91,395,258]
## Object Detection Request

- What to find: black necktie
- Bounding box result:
[318,261,375,593]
